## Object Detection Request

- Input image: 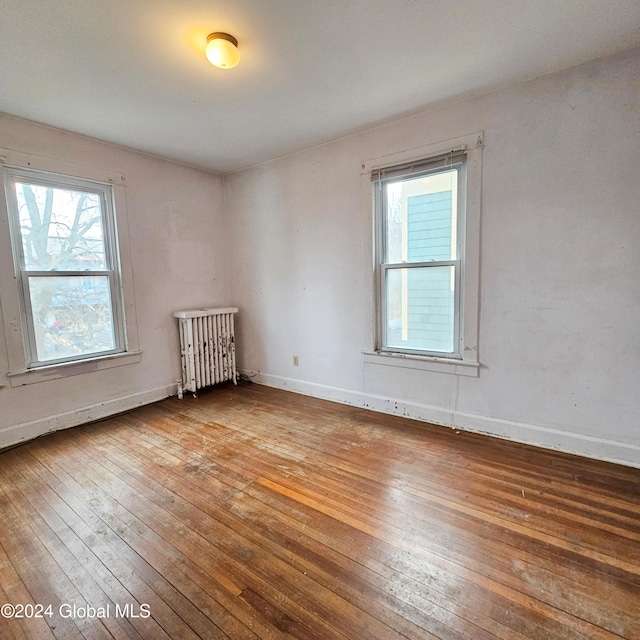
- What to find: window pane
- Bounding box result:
[27,275,115,362]
[385,168,457,264]
[15,182,107,271]
[386,266,455,353]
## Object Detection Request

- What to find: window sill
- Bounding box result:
[7,350,142,387]
[362,350,479,377]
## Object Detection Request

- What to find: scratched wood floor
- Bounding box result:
[0,383,638,640]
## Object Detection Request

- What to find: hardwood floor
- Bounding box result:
[0,383,638,639]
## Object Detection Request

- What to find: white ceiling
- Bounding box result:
[1,1,639,173]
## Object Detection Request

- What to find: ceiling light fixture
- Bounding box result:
[205,32,240,69]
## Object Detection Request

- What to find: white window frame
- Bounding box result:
[0,149,141,385]
[374,151,467,358]
[362,132,483,376]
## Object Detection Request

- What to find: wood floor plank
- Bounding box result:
[101,390,640,636]
[14,445,233,640]
[82,425,470,640]
[238,483,618,638]
[1,450,180,640]
[107,404,639,635]
[74,420,443,639]
[61,436,398,640]
[194,390,640,568]
[110,402,636,636]
[1,382,638,639]
[93,412,515,638]
[0,475,97,640]
[25,437,264,640]
[1,464,145,640]
[0,541,49,640]
[36,431,353,640]
[160,390,640,558]
[116,402,640,594]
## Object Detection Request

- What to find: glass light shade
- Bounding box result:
[205,33,240,69]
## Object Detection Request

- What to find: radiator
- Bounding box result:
[173,307,238,398]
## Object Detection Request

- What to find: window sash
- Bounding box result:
[20,271,124,366]
[379,262,462,357]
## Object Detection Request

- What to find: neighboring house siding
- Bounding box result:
[406,191,454,352]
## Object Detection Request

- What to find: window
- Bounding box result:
[3,166,126,368]
[375,151,466,356]
[366,132,482,373]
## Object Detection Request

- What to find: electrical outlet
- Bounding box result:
[293,355,299,366]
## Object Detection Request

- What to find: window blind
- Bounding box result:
[371,148,467,183]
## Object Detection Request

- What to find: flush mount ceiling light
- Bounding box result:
[205,32,240,69]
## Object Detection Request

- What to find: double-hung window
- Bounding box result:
[4,166,126,368]
[375,151,466,357]
[369,133,482,371]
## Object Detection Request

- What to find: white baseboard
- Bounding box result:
[0,384,176,450]
[241,370,640,469]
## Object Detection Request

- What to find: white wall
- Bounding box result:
[0,115,228,447]
[225,48,640,467]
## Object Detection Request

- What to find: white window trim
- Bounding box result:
[361,132,483,376]
[6,350,142,387]
[0,148,141,385]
